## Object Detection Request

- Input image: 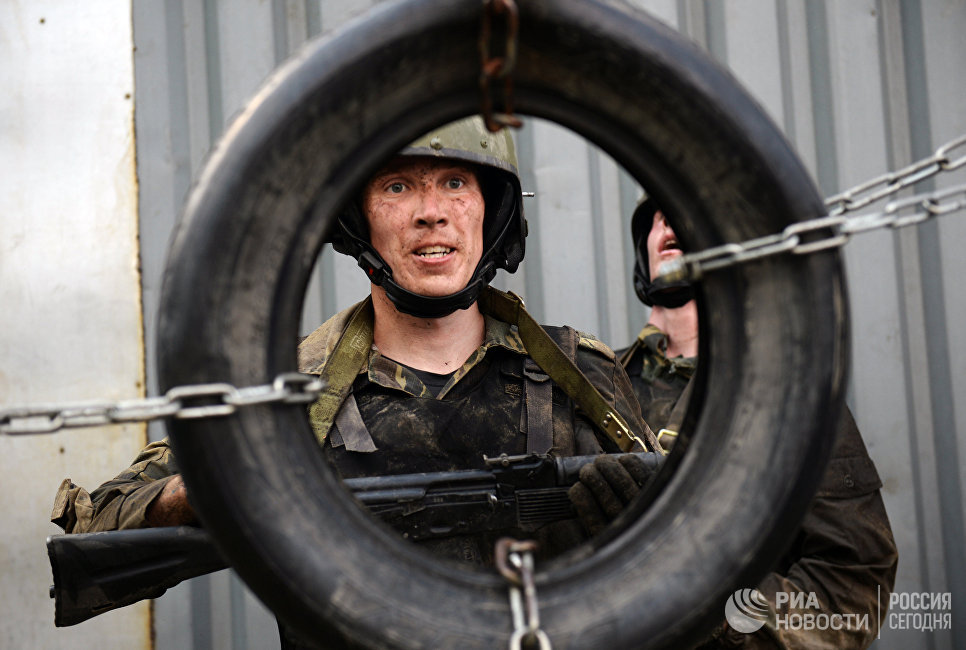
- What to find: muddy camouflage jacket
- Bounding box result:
[619,324,696,451]
[618,325,899,650]
[54,301,643,564]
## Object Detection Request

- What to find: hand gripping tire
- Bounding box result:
[158,0,848,647]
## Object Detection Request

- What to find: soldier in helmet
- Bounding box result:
[617,197,698,449]
[53,117,659,568]
[616,198,898,649]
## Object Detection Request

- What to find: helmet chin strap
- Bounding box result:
[634,257,694,308]
[643,279,695,309]
[382,272,492,318]
[633,237,695,309]
[347,233,499,319]
[335,179,519,319]
[645,258,694,308]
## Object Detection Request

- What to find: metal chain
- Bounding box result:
[658,133,966,283]
[479,0,523,132]
[0,373,325,436]
[825,133,966,215]
[4,135,964,434]
[496,538,553,650]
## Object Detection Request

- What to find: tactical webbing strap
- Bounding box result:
[522,358,553,455]
[617,325,648,369]
[307,298,374,445]
[332,393,378,452]
[659,373,694,448]
[479,287,658,453]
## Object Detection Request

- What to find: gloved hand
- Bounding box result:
[568,453,658,536]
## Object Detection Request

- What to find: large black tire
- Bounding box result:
[158,0,848,647]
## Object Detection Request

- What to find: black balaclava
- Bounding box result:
[631,197,694,309]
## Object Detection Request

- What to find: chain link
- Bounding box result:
[824,133,966,215]
[0,373,325,436]
[496,538,553,650]
[658,133,966,283]
[479,0,523,132]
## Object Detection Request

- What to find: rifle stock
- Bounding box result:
[47,526,228,627]
[49,452,661,626]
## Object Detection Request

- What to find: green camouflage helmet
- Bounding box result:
[402,116,520,180]
[333,116,527,318]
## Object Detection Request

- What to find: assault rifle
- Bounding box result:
[47,451,661,626]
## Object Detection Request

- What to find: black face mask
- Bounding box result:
[636,272,695,308]
[631,199,694,309]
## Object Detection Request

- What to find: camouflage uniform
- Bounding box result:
[54,302,643,565]
[620,324,695,450]
[52,439,178,534]
[618,325,898,650]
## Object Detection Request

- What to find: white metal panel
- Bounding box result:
[0,3,149,649]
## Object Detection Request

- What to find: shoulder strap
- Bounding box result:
[657,373,695,449]
[478,286,660,453]
[307,298,375,444]
[522,357,554,455]
[618,326,649,370]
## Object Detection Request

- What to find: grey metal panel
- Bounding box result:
[592,145,636,347]
[213,1,276,129]
[721,2,784,127]
[319,0,378,31]
[527,120,605,334]
[131,1,966,648]
[775,0,818,173]
[873,4,945,647]
[822,9,917,635]
[878,3,959,648]
[629,0,677,26]
[921,3,966,639]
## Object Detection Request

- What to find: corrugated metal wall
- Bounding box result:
[132,1,966,648]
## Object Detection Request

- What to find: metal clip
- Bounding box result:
[657,428,678,445]
[496,538,552,650]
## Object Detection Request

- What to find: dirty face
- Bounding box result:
[646,210,682,280]
[363,156,485,298]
